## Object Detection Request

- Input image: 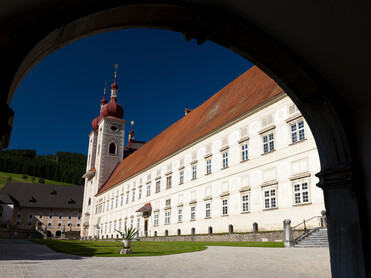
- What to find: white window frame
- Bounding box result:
[190,206,196,220]
[206,159,212,174]
[165,211,170,224]
[154,213,159,226]
[222,152,228,168]
[290,119,306,143]
[132,191,135,202]
[222,199,228,215]
[242,193,249,212]
[166,175,172,189]
[115,196,118,208]
[263,132,275,153]
[192,165,197,180]
[179,170,184,184]
[263,188,277,209]
[293,181,310,205]
[120,195,124,206]
[241,143,248,161]
[156,180,161,193]
[178,209,182,222]
[139,187,142,199]
[205,202,211,218]
[146,184,151,196]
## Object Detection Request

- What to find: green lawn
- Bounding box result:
[29,239,283,257]
[0,171,76,190]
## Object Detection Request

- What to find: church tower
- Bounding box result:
[82,65,126,238]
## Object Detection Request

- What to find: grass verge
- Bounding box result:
[29,239,283,257]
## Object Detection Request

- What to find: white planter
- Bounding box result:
[122,240,132,249]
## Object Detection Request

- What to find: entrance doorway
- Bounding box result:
[144,219,148,237]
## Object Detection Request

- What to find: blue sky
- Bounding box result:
[9,28,253,155]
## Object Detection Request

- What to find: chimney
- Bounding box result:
[184,108,192,115]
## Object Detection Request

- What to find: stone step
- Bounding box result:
[295,228,329,248]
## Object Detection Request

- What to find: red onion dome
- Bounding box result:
[111,81,118,90]
[101,97,108,105]
[92,114,103,131]
[101,98,124,119]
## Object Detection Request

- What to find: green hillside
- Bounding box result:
[0,171,76,190]
[0,149,87,186]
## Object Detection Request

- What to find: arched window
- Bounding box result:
[109,143,117,154]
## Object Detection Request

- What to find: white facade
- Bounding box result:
[82,93,324,239]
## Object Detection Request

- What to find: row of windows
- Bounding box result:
[97,119,306,213]
[151,181,310,226]
[16,221,80,227]
[98,181,309,234]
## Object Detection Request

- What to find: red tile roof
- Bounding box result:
[136,203,152,212]
[97,66,283,195]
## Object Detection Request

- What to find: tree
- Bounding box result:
[38,177,45,184]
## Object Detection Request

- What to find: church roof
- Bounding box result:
[97,66,283,195]
[0,182,84,209]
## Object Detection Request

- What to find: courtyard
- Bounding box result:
[0,239,331,277]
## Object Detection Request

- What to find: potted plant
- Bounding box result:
[116,226,139,250]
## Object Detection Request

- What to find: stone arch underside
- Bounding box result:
[1,3,369,277]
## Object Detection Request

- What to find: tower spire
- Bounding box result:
[111,64,119,98]
[100,82,108,112]
[128,120,135,142]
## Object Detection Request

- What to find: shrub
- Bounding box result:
[22,173,28,179]
[38,177,45,184]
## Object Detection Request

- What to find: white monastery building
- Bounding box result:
[81,66,325,239]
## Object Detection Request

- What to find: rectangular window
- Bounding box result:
[166,176,172,189]
[263,133,275,153]
[102,202,105,212]
[190,206,196,220]
[179,170,184,184]
[205,203,211,218]
[132,191,135,202]
[294,182,310,204]
[206,159,212,174]
[137,218,140,230]
[126,194,129,204]
[156,181,161,193]
[146,184,151,196]
[120,195,124,206]
[290,120,305,143]
[111,199,114,209]
[264,189,277,209]
[165,211,170,224]
[178,209,182,222]
[192,165,197,180]
[113,222,116,232]
[241,143,248,161]
[222,152,228,168]
[222,199,228,215]
[154,213,159,226]
[242,194,249,212]
[115,197,118,208]
[130,219,133,228]
[139,188,142,199]
[166,199,171,206]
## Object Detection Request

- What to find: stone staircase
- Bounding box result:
[295,227,329,248]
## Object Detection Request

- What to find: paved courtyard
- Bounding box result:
[0,240,331,278]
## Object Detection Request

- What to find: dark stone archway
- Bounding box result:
[1,2,370,277]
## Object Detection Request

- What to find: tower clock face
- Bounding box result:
[110,126,119,131]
